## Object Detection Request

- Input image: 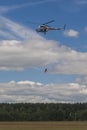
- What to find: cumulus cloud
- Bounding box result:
[0,39,87,74]
[75,76,87,85]
[64,29,79,37]
[0,39,59,70]
[0,80,87,103]
[50,53,87,74]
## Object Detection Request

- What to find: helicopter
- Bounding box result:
[35,20,66,33]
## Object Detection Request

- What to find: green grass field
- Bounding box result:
[0,121,87,130]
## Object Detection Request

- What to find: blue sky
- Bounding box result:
[0,0,87,103]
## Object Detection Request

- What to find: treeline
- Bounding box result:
[0,103,87,121]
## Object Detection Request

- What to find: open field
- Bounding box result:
[0,122,87,130]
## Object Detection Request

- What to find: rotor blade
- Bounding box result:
[43,20,55,25]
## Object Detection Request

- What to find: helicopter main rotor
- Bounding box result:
[42,20,55,25]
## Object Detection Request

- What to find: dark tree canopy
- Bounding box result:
[0,103,87,121]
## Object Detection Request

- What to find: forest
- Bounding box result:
[0,103,87,121]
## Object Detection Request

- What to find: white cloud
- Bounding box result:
[0,80,87,103]
[0,39,87,74]
[64,29,79,37]
[48,49,87,75]
[0,16,42,40]
[75,76,87,85]
[0,39,59,70]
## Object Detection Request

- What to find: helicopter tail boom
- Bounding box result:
[48,24,66,31]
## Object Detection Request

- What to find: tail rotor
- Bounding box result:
[64,24,66,30]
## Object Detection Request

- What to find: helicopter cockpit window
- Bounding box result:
[40,25,44,28]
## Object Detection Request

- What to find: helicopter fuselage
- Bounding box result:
[36,25,48,32]
[36,24,64,33]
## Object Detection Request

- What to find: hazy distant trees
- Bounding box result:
[0,103,87,121]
